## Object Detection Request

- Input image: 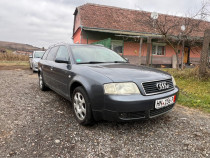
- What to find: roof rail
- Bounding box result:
[48,42,68,49]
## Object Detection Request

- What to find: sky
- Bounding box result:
[0,0,209,48]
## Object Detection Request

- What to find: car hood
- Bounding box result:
[85,63,171,82]
[33,58,41,63]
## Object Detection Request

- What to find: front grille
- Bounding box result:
[142,79,174,95]
[150,104,174,117]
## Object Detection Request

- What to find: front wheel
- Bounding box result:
[39,73,48,91]
[72,87,94,126]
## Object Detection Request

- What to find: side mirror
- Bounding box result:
[55,58,69,64]
[29,55,33,58]
[125,58,129,62]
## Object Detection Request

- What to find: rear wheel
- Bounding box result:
[72,87,94,125]
[39,73,48,91]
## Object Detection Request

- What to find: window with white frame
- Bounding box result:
[111,40,123,54]
[152,43,166,55]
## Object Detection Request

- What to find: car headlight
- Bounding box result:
[172,76,176,86]
[104,82,140,95]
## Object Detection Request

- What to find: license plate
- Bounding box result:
[155,96,175,109]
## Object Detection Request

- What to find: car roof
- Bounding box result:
[48,43,104,49]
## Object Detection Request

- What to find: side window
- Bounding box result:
[55,46,70,61]
[47,46,59,61]
[42,49,50,60]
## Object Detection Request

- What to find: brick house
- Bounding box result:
[72,3,210,67]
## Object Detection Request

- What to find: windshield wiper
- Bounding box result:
[77,61,106,64]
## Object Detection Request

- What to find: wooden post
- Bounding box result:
[139,37,143,65]
[146,37,151,66]
[199,29,210,76]
[181,39,185,70]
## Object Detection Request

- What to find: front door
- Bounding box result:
[184,47,189,64]
[53,45,72,97]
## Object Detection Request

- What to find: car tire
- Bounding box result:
[39,73,48,91]
[72,87,94,126]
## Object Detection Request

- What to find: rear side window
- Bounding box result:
[55,46,70,61]
[47,46,59,61]
[42,49,50,60]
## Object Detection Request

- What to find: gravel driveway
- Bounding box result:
[0,69,209,158]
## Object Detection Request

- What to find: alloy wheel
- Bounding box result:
[73,92,86,120]
[39,75,43,89]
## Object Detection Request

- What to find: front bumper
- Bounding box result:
[92,87,179,121]
[33,64,38,71]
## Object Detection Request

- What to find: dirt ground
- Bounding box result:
[0,65,28,70]
[0,68,209,157]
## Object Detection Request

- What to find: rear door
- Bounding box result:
[42,46,59,88]
[53,45,72,97]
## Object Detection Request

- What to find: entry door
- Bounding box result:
[184,47,189,64]
[53,46,72,98]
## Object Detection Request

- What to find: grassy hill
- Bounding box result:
[0,41,42,52]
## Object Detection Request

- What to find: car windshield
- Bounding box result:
[70,45,127,64]
[34,51,45,58]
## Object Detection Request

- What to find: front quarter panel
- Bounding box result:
[69,65,112,111]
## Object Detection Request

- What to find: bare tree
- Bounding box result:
[199,29,210,76]
[138,1,209,70]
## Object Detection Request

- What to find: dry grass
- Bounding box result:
[162,66,210,80]
[161,67,210,113]
[0,52,29,61]
[0,61,29,66]
[0,61,29,70]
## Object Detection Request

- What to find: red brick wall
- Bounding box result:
[73,28,81,44]
[81,38,98,44]
[124,42,179,57]
[74,13,81,33]
[190,47,201,58]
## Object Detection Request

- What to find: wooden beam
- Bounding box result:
[139,38,143,65]
[146,37,151,66]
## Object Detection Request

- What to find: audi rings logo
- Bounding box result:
[156,81,169,90]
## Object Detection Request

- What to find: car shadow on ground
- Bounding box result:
[44,88,174,132]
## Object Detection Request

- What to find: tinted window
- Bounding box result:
[42,49,50,60]
[55,46,69,61]
[47,46,59,61]
[71,46,126,64]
